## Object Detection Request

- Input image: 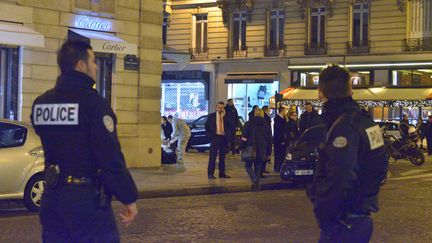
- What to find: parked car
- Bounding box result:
[186,115,244,152]
[0,119,45,211]
[376,121,402,139]
[280,124,326,185]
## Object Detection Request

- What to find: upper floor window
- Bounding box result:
[75,0,115,14]
[193,14,208,52]
[352,3,369,46]
[310,7,326,46]
[232,11,247,50]
[163,14,169,45]
[269,9,285,49]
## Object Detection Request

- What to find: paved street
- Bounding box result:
[1,157,432,242]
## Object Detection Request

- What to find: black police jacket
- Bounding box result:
[306,97,388,228]
[30,70,138,204]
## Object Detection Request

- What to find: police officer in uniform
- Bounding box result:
[31,40,138,242]
[306,65,388,243]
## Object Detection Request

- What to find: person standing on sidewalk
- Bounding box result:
[306,65,388,243]
[205,101,235,179]
[299,102,322,135]
[31,40,138,242]
[241,109,272,191]
[170,115,191,163]
[273,106,288,172]
[225,98,239,156]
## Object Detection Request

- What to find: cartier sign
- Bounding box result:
[74,16,112,31]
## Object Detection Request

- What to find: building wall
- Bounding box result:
[0,0,162,168]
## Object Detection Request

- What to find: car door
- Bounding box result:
[0,122,37,194]
[189,115,209,146]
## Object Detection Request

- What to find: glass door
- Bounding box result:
[95,53,113,105]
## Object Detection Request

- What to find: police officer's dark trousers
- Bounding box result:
[40,186,120,243]
[318,216,373,243]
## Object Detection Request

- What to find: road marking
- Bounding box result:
[389,172,432,181]
[399,169,430,176]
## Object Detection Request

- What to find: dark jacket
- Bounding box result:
[205,112,235,141]
[416,122,427,138]
[299,109,323,134]
[30,70,138,204]
[225,104,239,132]
[273,114,287,144]
[399,120,410,138]
[241,116,272,161]
[287,118,300,143]
[161,122,173,139]
[306,97,388,229]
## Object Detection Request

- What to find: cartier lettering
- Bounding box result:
[75,16,111,31]
[33,104,79,125]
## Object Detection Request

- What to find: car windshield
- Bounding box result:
[0,123,27,148]
[296,124,326,147]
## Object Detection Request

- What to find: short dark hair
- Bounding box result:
[278,106,285,113]
[57,40,93,74]
[252,105,259,110]
[319,64,351,99]
[217,101,225,106]
[167,115,173,119]
[227,98,233,103]
[161,116,168,122]
[305,102,312,106]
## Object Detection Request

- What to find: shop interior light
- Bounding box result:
[418,69,432,73]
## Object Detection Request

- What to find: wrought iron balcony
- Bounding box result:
[402,38,432,52]
[346,41,370,54]
[190,48,209,61]
[227,46,248,58]
[304,43,327,55]
[264,44,287,57]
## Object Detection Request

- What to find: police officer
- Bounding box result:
[31,40,138,242]
[306,65,388,243]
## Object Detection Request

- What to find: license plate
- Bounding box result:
[294,169,314,176]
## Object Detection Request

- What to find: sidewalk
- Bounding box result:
[130,150,288,199]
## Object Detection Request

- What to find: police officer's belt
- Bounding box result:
[61,176,95,186]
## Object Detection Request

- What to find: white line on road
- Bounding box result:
[399,169,430,176]
[389,172,432,181]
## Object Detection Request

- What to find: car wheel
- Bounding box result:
[23,174,45,212]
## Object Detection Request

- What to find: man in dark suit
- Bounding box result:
[273,106,288,172]
[205,101,235,179]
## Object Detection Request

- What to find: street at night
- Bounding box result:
[1,158,431,243]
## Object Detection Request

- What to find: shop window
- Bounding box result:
[350,71,371,86]
[230,11,248,53]
[95,53,113,105]
[0,47,19,120]
[75,0,115,14]
[266,9,285,56]
[391,69,432,86]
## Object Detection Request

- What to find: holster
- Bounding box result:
[96,169,109,209]
[45,165,60,189]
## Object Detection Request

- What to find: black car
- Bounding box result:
[186,115,244,152]
[280,124,326,185]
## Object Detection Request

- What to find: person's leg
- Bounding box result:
[244,160,255,181]
[230,130,237,155]
[40,192,72,243]
[274,143,285,172]
[208,138,218,177]
[218,137,228,176]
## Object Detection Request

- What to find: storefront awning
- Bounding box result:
[0,22,44,48]
[224,73,278,84]
[68,29,137,55]
[162,46,190,69]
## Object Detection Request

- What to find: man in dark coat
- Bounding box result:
[248,105,259,121]
[273,106,287,172]
[225,99,239,155]
[205,101,235,179]
[299,102,322,135]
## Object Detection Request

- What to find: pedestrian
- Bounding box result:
[306,65,388,243]
[205,101,235,179]
[287,111,300,147]
[416,117,426,149]
[273,106,288,172]
[169,115,191,163]
[399,114,410,138]
[241,109,272,191]
[426,115,432,155]
[248,105,259,121]
[299,102,322,135]
[161,115,173,140]
[30,40,138,242]
[225,98,239,156]
[261,105,272,175]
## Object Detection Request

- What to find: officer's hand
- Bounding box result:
[119,202,138,227]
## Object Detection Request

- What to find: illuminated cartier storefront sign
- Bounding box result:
[74,16,112,31]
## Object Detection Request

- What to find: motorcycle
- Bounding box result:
[382,126,425,166]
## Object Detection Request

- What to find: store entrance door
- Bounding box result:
[228,82,279,121]
[95,53,113,105]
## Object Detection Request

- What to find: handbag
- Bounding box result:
[241,145,256,161]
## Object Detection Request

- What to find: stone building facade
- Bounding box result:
[0,0,163,168]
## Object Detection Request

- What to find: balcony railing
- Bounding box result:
[264,44,287,57]
[190,48,209,61]
[304,43,327,55]
[402,38,432,52]
[227,46,248,58]
[346,41,370,54]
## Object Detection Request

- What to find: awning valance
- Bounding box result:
[0,22,44,48]
[162,46,190,69]
[68,29,137,55]
[224,73,278,84]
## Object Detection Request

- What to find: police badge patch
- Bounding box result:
[333,136,348,148]
[103,115,114,133]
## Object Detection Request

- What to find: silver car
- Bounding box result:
[0,119,45,211]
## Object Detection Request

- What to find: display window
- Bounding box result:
[391,69,432,86]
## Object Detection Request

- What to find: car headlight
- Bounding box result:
[285,153,292,161]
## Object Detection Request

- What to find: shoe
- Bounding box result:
[251,180,260,191]
[219,174,231,178]
[208,175,217,179]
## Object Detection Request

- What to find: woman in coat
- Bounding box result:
[241,109,272,191]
